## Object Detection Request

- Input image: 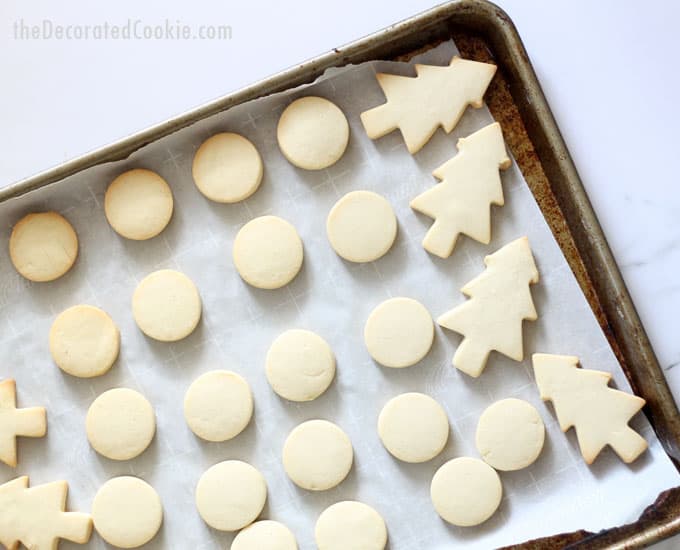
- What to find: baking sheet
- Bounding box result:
[0,40,677,549]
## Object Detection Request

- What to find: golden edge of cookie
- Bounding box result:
[9,212,79,282]
[104,169,174,241]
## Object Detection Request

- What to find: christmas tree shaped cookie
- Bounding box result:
[360,55,496,154]
[0,476,92,549]
[410,122,511,258]
[0,379,46,467]
[532,353,647,464]
[438,237,539,377]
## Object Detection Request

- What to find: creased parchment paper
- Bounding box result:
[0,41,677,549]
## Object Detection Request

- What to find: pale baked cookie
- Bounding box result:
[9,212,78,282]
[533,353,647,464]
[86,388,155,461]
[410,123,511,258]
[430,457,502,527]
[192,132,263,203]
[49,305,120,378]
[195,460,267,531]
[364,297,434,368]
[378,392,449,463]
[0,379,46,467]
[231,520,298,550]
[315,501,387,550]
[92,476,163,548]
[0,476,92,549]
[265,329,335,402]
[360,56,496,154]
[105,169,174,240]
[233,216,303,290]
[476,398,545,471]
[282,419,353,491]
[184,370,253,442]
[132,269,202,341]
[438,237,539,377]
[277,96,349,170]
[326,191,397,263]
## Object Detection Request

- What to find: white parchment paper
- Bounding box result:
[0,41,677,549]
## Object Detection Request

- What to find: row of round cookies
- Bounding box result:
[8,96,395,289]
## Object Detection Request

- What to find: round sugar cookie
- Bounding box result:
[277,96,349,170]
[476,398,545,471]
[9,212,78,282]
[86,388,155,461]
[378,392,449,463]
[326,191,397,263]
[105,169,174,240]
[195,460,267,531]
[282,419,353,491]
[430,457,502,527]
[265,329,335,402]
[92,476,163,548]
[315,501,387,550]
[231,520,298,550]
[132,269,202,342]
[364,297,434,368]
[233,216,303,290]
[192,133,263,203]
[184,370,253,442]
[49,305,120,378]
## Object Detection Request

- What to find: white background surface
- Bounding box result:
[2,0,679,546]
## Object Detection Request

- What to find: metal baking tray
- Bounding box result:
[2,0,679,547]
